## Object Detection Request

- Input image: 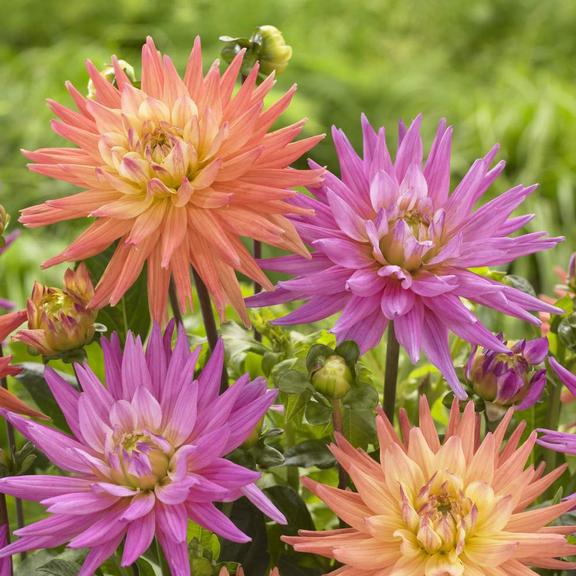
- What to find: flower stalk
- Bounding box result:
[383,322,400,422]
[192,270,228,393]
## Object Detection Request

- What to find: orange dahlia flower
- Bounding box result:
[285,398,576,575]
[21,37,323,323]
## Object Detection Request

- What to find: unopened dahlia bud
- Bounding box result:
[467,335,548,415]
[253,25,292,75]
[87,58,136,98]
[13,264,97,359]
[311,355,353,399]
[220,25,292,78]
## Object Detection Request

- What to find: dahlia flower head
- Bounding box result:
[21,36,323,324]
[285,397,576,575]
[0,324,285,576]
[248,115,562,398]
[538,357,576,454]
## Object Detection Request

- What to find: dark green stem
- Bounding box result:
[131,564,140,576]
[383,322,400,422]
[253,240,262,343]
[169,279,184,325]
[192,269,228,393]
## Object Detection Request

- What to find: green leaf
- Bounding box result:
[254,443,285,468]
[342,385,379,448]
[264,485,315,535]
[284,439,336,469]
[220,497,269,573]
[135,558,163,576]
[285,392,309,425]
[276,369,311,394]
[262,351,283,377]
[16,362,75,432]
[305,399,332,425]
[36,559,81,576]
[334,340,360,367]
[503,274,536,297]
[305,344,334,374]
[84,245,151,342]
[558,313,576,352]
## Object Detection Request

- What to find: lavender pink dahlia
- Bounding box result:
[248,115,562,398]
[0,324,285,575]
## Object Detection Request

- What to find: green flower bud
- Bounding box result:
[311,355,353,399]
[253,25,292,75]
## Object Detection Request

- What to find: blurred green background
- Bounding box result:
[1,0,575,305]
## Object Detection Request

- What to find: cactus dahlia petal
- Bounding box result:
[284,397,576,575]
[0,325,285,576]
[21,36,323,324]
[248,116,562,398]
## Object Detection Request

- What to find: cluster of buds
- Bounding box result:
[0,264,97,361]
[220,25,292,79]
[466,335,548,419]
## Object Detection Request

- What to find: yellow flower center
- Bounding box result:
[405,473,478,557]
[113,431,173,490]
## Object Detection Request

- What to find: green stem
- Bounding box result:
[253,239,262,343]
[131,564,140,576]
[169,279,184,326]
[331,398,348,490]
[383,322,400,423]
[192,269,228,394]
[154,538,169,576]
[284,419,299,490]
[0,344,23,566]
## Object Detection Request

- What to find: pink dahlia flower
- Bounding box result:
[248,115,562,398]
[21,37,323,324]
[0,324,285,575]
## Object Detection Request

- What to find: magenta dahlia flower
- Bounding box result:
[0,324,285,575]
[248,115,562,398]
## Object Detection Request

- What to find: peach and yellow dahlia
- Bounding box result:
[21,37,323,323]
[284,398,576,575]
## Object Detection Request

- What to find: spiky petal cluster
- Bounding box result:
[284,397,576,575]
[538,358,576,453]
[467,335,548,412]
[248,116,561,398]
[0,325,285,576]
[21,36,323,323]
